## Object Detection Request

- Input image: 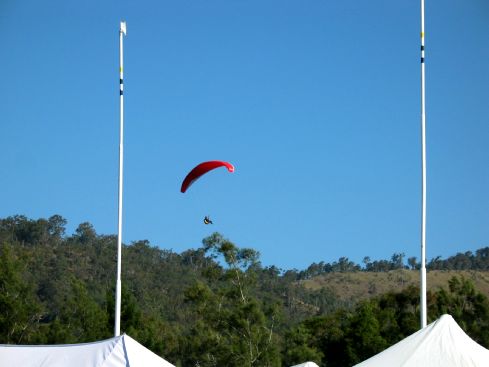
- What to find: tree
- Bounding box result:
[332,257,360,272]
[43,278,110,343]
[47,215,67,240]
[407,256,418,270]
[283,324,323,366]
[475,247,489,270]
[427,255,444,270]
[73,222,97,244]
[182,233,281,367]
[0,243,43,343]
[362,256,371,270]
[345,301,388,364]
[390,253,406,270]
[432,276,489,346]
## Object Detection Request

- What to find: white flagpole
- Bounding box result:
[115,20,126,337]
[420,0,427,328]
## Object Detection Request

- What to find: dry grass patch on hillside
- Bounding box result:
[300,270,489,304]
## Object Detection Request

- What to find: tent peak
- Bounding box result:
[428,313,454,328]
[437,314,453,322]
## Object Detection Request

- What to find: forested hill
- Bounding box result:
[1,214,489,367]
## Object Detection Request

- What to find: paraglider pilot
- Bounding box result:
[204,216,213,225]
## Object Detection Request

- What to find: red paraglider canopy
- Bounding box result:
[180,160,235,193]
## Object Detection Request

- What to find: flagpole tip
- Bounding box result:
[120,21,127,35]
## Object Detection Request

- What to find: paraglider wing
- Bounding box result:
[180,160,235,193]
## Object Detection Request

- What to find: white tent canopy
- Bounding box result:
[290,362,320,367]
[0,334,175,367]
[354,314,489,367]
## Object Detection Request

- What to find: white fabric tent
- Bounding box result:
[0,334,175,367]
[290,362,320,367]
[354,314,489,367]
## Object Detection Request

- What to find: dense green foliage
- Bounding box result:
[1,215,489,366]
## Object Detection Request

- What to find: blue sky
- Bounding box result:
[1,0,488,270]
